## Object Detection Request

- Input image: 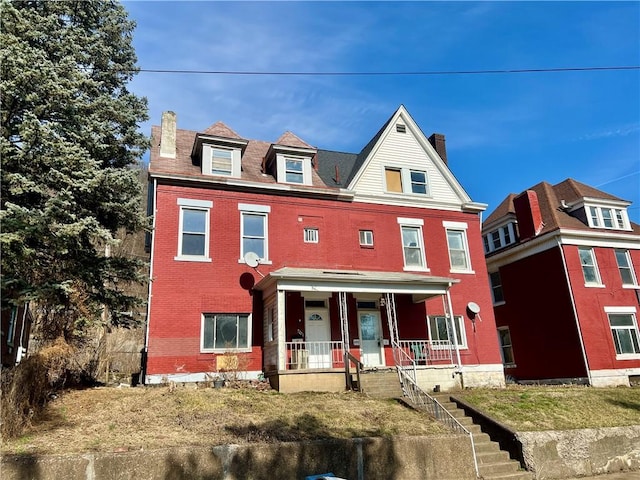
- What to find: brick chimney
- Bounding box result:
[160,111,177,159]
[428,133,447,165]
[513,190,544,241]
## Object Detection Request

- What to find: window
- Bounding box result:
[6,307,17,347]
[605,307,640,357]
[578,247,602,285]
[483,222,517,253]
[202,313,250,351]
[304,227,319,243]
[615,249,637,286]
[176,198,212,261]
[489,271,504,304]
[211,148,233,175]
[398,218,427,270]
[239,204,270,261]
[586,205,629,230]
[384,167,429,195]
[385,168,403,193]
[428,315,467,349]
[359,230,374,247]
[497,327,515,365]
[444,222,471,272]
[285,158,304,184]
[267,307,274,343]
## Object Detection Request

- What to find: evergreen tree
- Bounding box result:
[1,0,149,342]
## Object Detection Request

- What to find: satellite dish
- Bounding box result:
[467,302,480,314]
[243,251,260,268]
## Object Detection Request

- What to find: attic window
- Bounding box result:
[396,124,406,133]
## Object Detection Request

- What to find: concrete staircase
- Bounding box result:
[434,395,534,480]
[357,369,403,398]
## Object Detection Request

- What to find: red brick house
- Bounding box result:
[1,301,32,368]
[483,179,640,387]
[144,105,505,392]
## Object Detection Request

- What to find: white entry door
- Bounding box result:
[305,308,331,368]
[358,312,384,367]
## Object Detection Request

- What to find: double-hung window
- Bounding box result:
[211,148,233,176]
[410,170,428,194]
[239,204,270,262]
[202,313,251,352]
[578,247,602,286]
[285,158,304,184]
[176,198,212,261]
[615,249,638,286]
[444,221,472,272]
[605,307,640,357]
[428,315,467,349]
[384,167,430,196]
[489,271,504,304]
[497,327,515,366]
[586,205,630,230]
[398,218,427,270]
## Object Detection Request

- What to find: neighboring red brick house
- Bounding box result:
[483,179,640,387]
[1,301,32,368]
[144,105,505,392]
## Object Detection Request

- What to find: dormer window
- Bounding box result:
[192,134,247,179]
[483,222,517,254]
[285,158,304,183]
[211,148,233,175]
[265,143,316,186]
[586,205,630,230]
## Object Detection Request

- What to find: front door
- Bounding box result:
[358,311,384,367]
[305,308,331,368]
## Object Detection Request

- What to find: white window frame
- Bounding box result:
[276,154,312,186]
[428,315,467,349]
[605,306,640,359]
[483,222,516,253]
[359,229,374,247]
[443,221,473,273]
[615,249,638,287]
[586,205,630,230]
[497,327,515,367]
[578,246,603,287]
[238,203,271,263]
[489,271,505,305]
[304,227,319,243]
[202,144,241,177]
[201,313,252,353]
[175,198,212,262]
[397,217,428,272]
[211,148,233,176]
[384,166,430,196]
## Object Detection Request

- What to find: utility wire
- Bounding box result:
[133,65,640,76]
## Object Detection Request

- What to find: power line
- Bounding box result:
[133,65,640,76]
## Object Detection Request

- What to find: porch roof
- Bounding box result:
[253,267,459,301]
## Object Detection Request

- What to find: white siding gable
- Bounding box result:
[349,107,474,212]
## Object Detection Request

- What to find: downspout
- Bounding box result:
[143,177,158,384]
[557,238,592,385]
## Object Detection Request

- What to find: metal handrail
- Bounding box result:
[344,351,362,391]
[392,341,479,478]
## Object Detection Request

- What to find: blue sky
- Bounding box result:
[124,1,640,223]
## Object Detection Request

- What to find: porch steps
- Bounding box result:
[433,394,534,480]
[356,370,403,398]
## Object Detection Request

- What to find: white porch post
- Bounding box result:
[339,292,349,355]
[445,289,463,369]
[277,289,287,371]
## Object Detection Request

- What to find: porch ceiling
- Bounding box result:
[253,267,459,299]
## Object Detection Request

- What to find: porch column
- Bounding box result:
[339,291,349,355]
[277,289,287,371]
[445,289,463,369]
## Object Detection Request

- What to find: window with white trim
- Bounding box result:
[398,218,427,270]
[276,154,312,185]
[489,271,504,304]
[285,158,304,183]
[605,307,639,357]
[202,144,241,177]
[428,315,467,349]
[239,204,270,261]
[497,327,515,366]
[586,205,630,230]
[211,148,233,175]
[202,313,251,352]
[304,227,318,243]
[578,247,602,286]
[359,229,374,247]
[384,167,430,196]
[444,221,472,272]
[615,249,638,286]
[176,198,212,261]
[483,222,516,253]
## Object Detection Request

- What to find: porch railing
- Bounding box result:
[286,341,344,370]
[397,339,454,365]
[393,342,479,478]
[344,350,362,391]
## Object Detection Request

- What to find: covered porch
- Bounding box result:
[254,267,463,393]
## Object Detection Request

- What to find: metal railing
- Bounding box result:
[397,339,454,365]
[286,341,344,370]
[392,341,479,478]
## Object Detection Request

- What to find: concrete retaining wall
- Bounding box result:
[517,426,640,479]
[1,435,476,480]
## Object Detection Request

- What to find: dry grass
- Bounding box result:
[1,384,447,455]
[457,385,640,431]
